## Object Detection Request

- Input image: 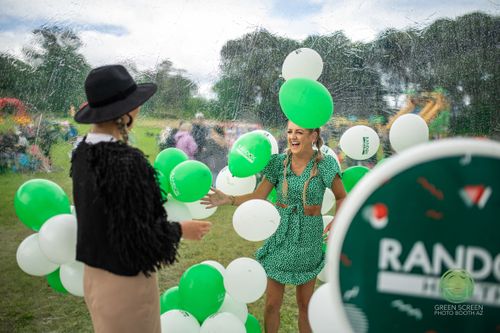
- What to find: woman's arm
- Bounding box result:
[324,175,347,234]
[201,176,275,208]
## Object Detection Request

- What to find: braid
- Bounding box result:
[282,150,292,200]
[302,128,324,204]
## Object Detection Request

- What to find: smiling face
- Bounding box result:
[287,121,318,155]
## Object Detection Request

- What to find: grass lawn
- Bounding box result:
[0,117,325,332]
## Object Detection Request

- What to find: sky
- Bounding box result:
[0,0,498,98]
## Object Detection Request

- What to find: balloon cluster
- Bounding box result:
[155,148,212,202]
[279,48,333,129]
[14,179,83,296]
[159,259,265,333]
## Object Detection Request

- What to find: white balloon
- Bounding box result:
[186,200,217,219]
[322,215,334,231]
[70,205,76,216]
[389,114,429,153]
[161,310,200,333]
[319,145,342,172]
[38,214,77,265]
[317,264,329,283]
[308,283,337,333]
[282,48,323,81]
[201,260,226,277]
[60,261,84,296]
[253,130,279,154]
[16,233,58,276]
[164,195,192,222]
[232,199,280,242]
[215,167,256,196]
[218,293,248,323]
[321,189,335,215]
[201,312,245,333]
[224,257,267,303]
[339,125,380,160]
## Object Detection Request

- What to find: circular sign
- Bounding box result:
[327,138,500,333]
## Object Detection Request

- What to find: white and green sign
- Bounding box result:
[327,139,500,333]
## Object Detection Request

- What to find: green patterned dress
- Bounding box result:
[255,153,341,285]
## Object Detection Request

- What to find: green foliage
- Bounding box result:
[22,26,91,115]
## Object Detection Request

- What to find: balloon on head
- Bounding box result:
[279,78,333,129]
[282,48,323,81]
[389,114,429,153]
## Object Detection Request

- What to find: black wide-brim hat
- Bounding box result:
[75,65,157,124]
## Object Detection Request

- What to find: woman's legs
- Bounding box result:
[264,278,285,333]
[296,278,316,333]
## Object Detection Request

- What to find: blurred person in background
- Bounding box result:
[192,112,208,160]
[198,124,229,182]
[174,121,197,159]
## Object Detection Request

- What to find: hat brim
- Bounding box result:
[74,83,157,124]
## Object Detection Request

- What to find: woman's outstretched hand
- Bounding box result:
[180,220,212,240]
[200,187,231,208]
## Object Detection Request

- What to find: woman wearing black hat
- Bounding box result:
[71,65,212,332]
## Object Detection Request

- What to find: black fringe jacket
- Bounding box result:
[70,138,182,276]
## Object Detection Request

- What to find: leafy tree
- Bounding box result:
[139,60,199,118]
[23,25,90,115]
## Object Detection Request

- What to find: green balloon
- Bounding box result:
[228,132,271,177]
[156,171,169,200]
[170,160,212,202]
[179,264,225,323]
[14,179,71,231]
[46,268,68,294]
[245,314,262,333]
[342,166,370,192]
[267,188,277,204]
[154,148,189,193]
[279,78,334,129]
[160,286,180,314]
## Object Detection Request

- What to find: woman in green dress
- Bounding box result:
[202,120,347,333]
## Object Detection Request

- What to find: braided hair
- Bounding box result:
[281,128,324,204]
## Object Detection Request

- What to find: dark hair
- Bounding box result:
[213,125,225,136]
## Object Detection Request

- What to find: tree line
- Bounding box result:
[0,12,498,136]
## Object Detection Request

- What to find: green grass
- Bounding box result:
[0,118,322,332]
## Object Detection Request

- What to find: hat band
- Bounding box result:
[89,83,138,108]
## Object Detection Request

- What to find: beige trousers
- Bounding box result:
[83,265,161,333]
